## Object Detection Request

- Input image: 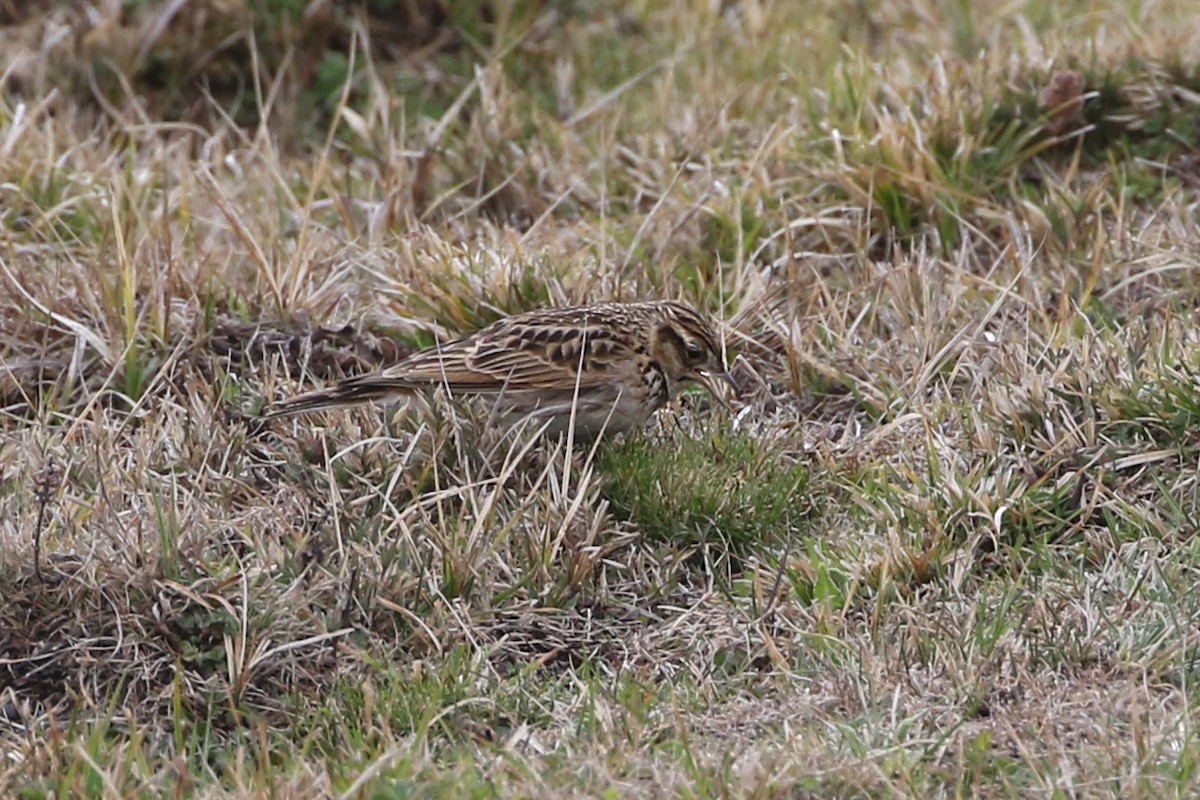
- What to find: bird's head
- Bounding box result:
[649,301,736,400]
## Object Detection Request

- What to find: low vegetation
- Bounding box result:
[3,0,1200,796]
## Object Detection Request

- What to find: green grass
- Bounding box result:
[598,426,811,558]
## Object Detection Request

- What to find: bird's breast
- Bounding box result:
[643,362,669,408]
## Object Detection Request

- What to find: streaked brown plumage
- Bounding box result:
[264,300,732,436]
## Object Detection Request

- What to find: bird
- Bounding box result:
[264,300,734,437]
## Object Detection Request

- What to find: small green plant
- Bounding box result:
[597,427,811,557]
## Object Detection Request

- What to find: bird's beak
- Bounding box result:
[697,369,739,406]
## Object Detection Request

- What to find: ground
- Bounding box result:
[2,0,1200,797]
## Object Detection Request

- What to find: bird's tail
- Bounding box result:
[263,375,413,418]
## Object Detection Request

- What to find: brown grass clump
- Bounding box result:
[4,1,1200,797]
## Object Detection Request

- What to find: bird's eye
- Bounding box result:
[683,341,707,362]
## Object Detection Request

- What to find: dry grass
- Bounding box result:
[4,0,1200,796]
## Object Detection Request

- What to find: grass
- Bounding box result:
[4,0,1200,796]
[598,424,812,558]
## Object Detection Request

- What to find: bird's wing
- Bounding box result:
[264,312,641,418]
[388,323,633,391]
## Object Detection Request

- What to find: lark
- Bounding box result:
[264,300,733,436]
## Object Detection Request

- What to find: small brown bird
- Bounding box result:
[265,300,734,437]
